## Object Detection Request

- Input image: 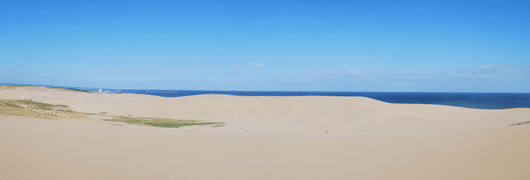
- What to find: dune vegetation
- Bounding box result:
[509,121,530,126]
[0,85,93,93]
[0,99,87,120]
[0,98,222,128]
[102,116,222,128]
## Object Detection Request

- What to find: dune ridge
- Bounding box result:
[1,88,529,180]
[1,88,528,133]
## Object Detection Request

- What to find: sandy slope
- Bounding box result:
[1,89,529,180]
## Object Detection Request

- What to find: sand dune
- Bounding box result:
[1,89,528,133]
[1,88,529,179]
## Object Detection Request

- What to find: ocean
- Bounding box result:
[115,90,530,109]
[2,84,528,109]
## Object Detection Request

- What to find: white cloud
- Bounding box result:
[312,68,362,75]
[108,68,140,72]
[477,66,494,69]
[232,66,239,68]
[248,63,264,66]
[308,65,528,80]
[449,73,491,78]
[450,64,528,78]
[173,71,182,74]
[339,68,362,74]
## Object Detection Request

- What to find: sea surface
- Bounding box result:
[116,90,530,109]
[2,84,528,109]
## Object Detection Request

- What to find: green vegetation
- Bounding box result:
[103,116,222,128]
[16,99,55,110]
[54,87,92,93]
[1,101,22,108]
[0,97,224,129]
[509,121,530,126]
[0,99,86,120]
[0,85,94,93]
[0,85,17,90]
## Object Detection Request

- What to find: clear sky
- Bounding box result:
[1,1,529,92]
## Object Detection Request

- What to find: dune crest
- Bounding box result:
[0,88,528,133]
[1,88,529,180]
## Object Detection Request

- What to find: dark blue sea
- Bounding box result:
[116,90,530,110]
[3,84,528,109]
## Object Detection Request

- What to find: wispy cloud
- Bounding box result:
[248,63,264,66]
[311,68,362,76]
[450,64,528,78]
[108,68,140,72]
[173,71,182,74]
[308,65,529,80]
[339,68,362,74]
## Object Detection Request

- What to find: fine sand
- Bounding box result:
[1,88,529,180]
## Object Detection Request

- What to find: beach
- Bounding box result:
[1,87,529,180]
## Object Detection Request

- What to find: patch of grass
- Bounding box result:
[56,104,68,107]
[103,116,222,128]
[15,100,55,110]
[0,101,23,108]
[0,99,224,128]
[52,87,92,93]
[0,107,61,120]
[0,99,87,120]
[0,85,17,90]
[0,85,94,93]
[509,121,530,126]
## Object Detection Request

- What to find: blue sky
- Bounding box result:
[1,1,529,92]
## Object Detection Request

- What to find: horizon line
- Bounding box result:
[1,83,529,94]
